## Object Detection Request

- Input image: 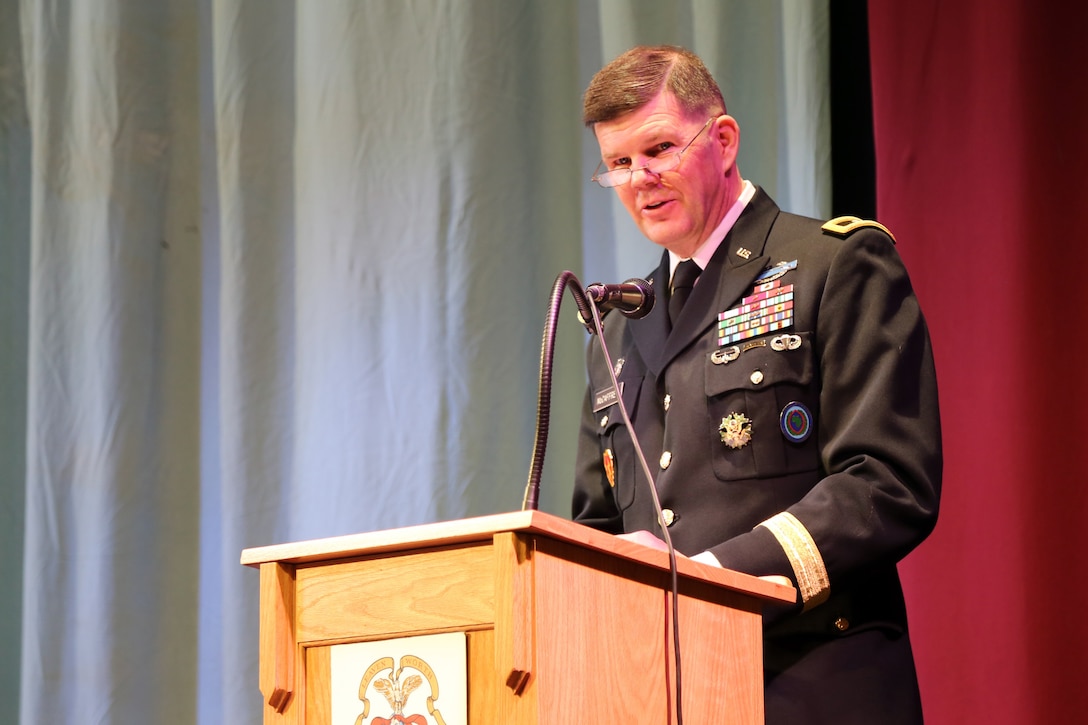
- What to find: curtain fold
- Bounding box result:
[4,1,829,721]
[869,1,1088,722]
[0,0,31,716]
[18,1,203,722]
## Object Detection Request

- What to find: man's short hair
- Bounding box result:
[583,45,726,127]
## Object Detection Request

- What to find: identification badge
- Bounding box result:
[592,383,623,413]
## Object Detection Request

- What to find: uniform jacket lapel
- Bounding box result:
[628,254,671,374]
[632,187,782,376]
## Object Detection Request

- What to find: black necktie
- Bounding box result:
[668,259,702,328]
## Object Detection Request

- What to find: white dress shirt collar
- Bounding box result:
[669,179,756,281]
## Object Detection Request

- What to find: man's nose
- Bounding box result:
[629,164,661,188]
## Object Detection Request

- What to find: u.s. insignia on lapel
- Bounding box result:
[719,412,752,449]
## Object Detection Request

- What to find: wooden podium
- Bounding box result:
[241,510,794,724]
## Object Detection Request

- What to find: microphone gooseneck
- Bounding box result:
[522,269,682,724]
[522,273,655,511]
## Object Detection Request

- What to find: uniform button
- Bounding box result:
[663,394,671,411]
[661,509,676,526]
[659,451,672,469]
[750,370,764,385]
[599,415,609,428]
[834,617,850,632]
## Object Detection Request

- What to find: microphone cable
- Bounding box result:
[522,270,685,725]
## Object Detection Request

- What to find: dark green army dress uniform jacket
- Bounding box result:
[572,187,942,724]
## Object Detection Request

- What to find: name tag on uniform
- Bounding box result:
[592,383,623,413]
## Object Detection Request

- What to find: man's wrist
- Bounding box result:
[691,550,722,567]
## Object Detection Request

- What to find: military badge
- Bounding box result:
[711,345,741,365]
[770,334,802,351]
[719,412,752,449]
[754,259,798,284]
[717,279,794,346]
[603,448,616,487]
[779,402,813,443]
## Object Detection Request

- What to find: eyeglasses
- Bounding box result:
[591,117,715,189]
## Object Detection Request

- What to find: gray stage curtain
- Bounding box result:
[0,1,828,721]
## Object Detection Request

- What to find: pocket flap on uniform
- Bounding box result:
[705,332,814,396]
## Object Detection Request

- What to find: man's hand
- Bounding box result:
[618,532,794,589]
[616,529,671,552]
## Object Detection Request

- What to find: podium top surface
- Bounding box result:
[240,510,794,605]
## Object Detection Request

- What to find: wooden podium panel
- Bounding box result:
[241,510,794,724]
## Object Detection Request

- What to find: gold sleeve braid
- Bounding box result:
[759,512,830,610]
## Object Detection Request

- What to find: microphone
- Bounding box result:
[584,278,655,319]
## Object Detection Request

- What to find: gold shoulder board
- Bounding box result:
[821,215,897,244]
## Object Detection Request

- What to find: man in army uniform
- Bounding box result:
[572,45,941,723]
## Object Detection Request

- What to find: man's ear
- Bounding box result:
[714,115,741,169]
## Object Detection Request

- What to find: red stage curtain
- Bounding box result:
[868,2,1088,722]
